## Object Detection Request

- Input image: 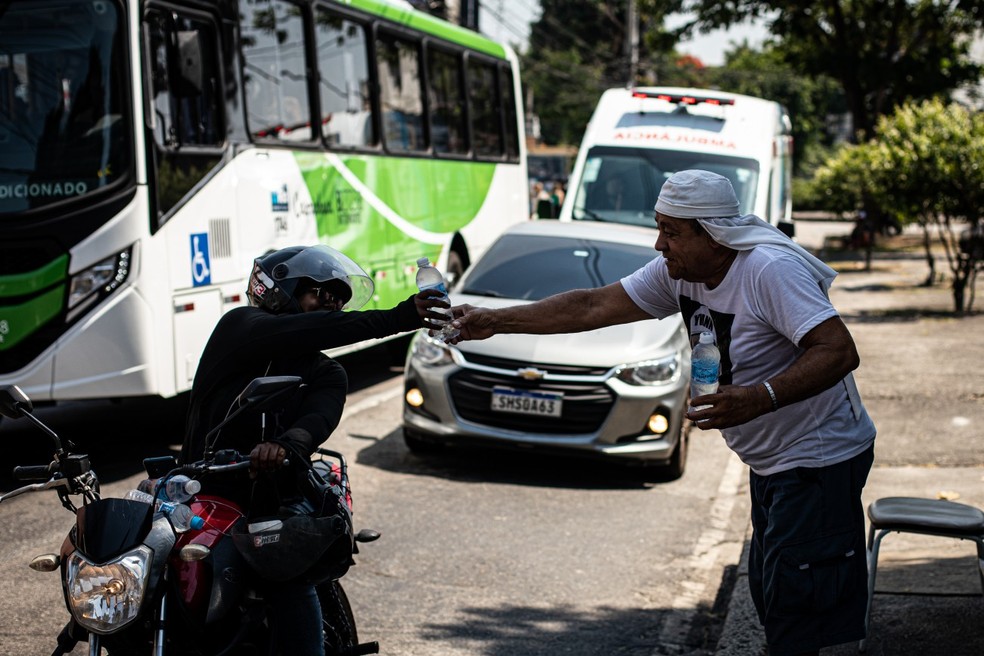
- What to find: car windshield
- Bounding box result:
[570,145,759,227]
[0,0,130,214]
[460,234,656,301]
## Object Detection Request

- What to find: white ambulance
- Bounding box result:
[559,86,795,236]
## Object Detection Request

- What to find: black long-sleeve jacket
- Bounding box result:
[180,296,422,504]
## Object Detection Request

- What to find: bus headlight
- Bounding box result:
[65,546,151,633]
[615,354,681,386]
[68,247,132,311]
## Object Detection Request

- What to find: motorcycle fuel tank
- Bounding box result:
[171,495,248,624]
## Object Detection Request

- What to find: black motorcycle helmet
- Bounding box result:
[246,244,374,314]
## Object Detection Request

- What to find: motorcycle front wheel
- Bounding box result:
[317,580,357,654]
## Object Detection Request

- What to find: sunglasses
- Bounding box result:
[302,282,351,308]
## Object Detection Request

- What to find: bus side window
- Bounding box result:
[315,8,375,148]
[426,46,466,155]
[147,12,222,149]
[240,0,311,142]
[376,32,425,153]
[145,8,223,223]
[466,57,500,158]
[499,65,520,160]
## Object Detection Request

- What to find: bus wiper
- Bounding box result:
[460,288,508,298]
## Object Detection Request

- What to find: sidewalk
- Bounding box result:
[716,466,984,655]
[715,226,984,655]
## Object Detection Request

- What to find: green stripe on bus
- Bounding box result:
[340,0,507,59]
[296,153,495,308]
[0,285,63,351]
[0,254,68,298]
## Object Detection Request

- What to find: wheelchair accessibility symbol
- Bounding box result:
[190,233,211,287]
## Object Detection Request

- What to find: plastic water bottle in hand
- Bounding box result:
[415,257,459,342]
[690,332,720,417]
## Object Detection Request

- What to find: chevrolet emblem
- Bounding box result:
[517,367,546,380]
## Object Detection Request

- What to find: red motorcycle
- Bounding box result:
[0,377,380,655]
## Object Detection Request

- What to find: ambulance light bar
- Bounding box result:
[631,90,735,106]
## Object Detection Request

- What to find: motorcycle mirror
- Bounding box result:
[0,385,32,418]
[235,376,304,412]
[203,376,304,457]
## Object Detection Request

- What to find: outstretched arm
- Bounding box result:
[446,282,652,342]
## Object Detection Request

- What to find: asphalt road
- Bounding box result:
[0,337,749,656]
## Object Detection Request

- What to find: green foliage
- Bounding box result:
[687,0,984,141]
[703,44,844,175]
[812,99,984,311]
[522,0,686,146]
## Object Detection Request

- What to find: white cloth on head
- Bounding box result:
[697,214,838,291]
[654,169,740,218]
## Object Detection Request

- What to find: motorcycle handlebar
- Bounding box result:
[12,464,52,482]
[177,455,291,476]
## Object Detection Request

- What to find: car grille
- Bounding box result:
[462,352,611,377]
[448,368,615,434]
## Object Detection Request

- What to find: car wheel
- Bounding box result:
[403,428,443,454]
[661,427,688,481]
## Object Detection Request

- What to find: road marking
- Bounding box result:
[342,383,403,419]
[656,449,746,651]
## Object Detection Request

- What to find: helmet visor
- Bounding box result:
[277,245,374,310]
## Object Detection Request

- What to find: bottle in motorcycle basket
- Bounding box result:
[159,474,201,504]
[123,488,204,532]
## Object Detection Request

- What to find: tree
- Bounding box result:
[813,99,984,313]
[521,0,687,145]
[685,0,984,143]
[703,44,844,175]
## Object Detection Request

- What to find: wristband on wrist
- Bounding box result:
[763,381,778,412]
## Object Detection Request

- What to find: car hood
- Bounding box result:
[452,294,684,367]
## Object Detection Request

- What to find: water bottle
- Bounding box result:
[123,489,204,532]
[160,501,205,532]
[415,257,459,341]
[690,332,720,415]
[161,474,201,504]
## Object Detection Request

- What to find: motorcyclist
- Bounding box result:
[180,244,447,655]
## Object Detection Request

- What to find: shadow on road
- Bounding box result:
[353,427,680,491]
[416,562,736,656]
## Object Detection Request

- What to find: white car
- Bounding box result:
[402,220,692,479]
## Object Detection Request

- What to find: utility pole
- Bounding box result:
[626,0,639,87]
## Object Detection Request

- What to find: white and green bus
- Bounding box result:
[0,0,527,402]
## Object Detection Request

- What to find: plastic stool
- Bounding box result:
[860,496,984,651]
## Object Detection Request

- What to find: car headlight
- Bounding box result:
[410,331,454,366]
[65,546,151,633]
[615,353,681,386]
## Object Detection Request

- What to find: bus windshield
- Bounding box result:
[570,145,759,227]
[0,0,130,214]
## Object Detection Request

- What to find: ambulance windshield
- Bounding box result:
[571,146,759,227]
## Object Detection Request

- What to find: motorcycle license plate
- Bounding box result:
[490,387,562,417]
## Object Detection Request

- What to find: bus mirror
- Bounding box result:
[176,30,204,96]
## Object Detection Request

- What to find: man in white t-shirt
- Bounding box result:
[447,169,876,656]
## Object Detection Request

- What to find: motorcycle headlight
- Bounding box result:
[615,353,681,386]
[65,546,151,633]
[410,332,454,366]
